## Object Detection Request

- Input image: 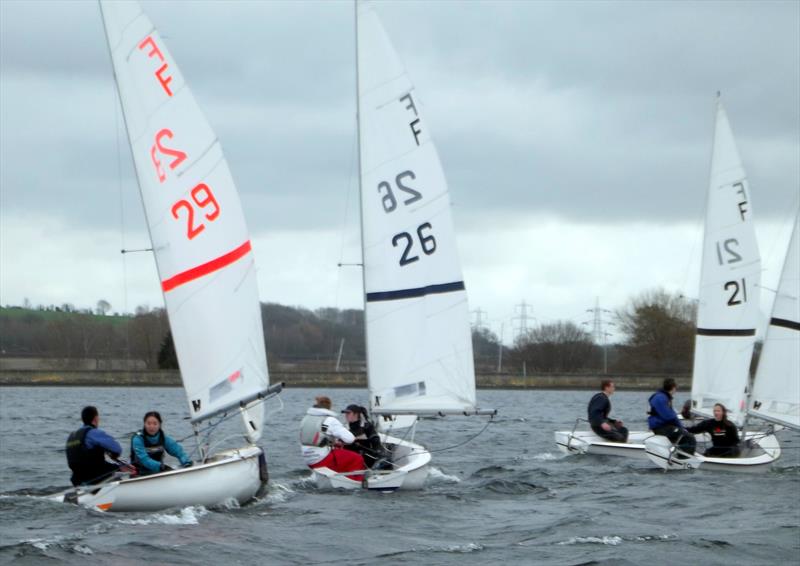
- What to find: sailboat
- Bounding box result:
[645,98,782,471]
[49,0,281,511]
[310,1,494,491]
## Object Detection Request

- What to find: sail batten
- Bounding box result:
[100,0,269,434]
[690,99,761,426]
[357,2,477,415]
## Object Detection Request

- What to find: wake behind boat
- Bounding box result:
[48,0,282,511]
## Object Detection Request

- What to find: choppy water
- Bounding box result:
[0,386,798,565]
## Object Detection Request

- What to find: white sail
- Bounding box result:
[749,213,800,429]
[690,99,761,426]
[100,1,269,436]
[357,2,476,414]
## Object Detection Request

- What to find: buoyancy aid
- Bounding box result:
[299,414,331,447]
[65,425,106,483]
[131,430,165,466]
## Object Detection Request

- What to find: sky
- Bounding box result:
[1,0,798,345]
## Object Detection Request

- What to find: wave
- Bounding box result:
[117,505,208,526]
[428,467,461,484]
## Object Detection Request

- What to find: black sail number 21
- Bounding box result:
[724,278,747,306]
[392,222,436,266]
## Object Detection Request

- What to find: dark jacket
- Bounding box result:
[587,392,617,428]
[687,418,739,447]
[66,425,122,486]
[648,390,682,430]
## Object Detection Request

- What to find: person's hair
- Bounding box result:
[714,403,730,424]
[143,411,162,424]
[81,405,98,425]
[662,378,677,392]
[681,399,693,419]
[600,379,614,391]
[314,396,332,410]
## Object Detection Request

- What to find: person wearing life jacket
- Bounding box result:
[686,403,740,457]
[299,396,366,482]
[342,404,390,469]
[648,378,696,454]
[130,411,193,475]
[66,406,132,486]
[587,379,629,443]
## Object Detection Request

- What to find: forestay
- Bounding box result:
[749,213,800,429]
[100,1,269,435]
[690,99,761,426]
[356,2,476,414]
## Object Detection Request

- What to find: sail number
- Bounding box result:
[724,278,747,306]
[393,223,436,266]
[378,170,421,212]
[151,128,187,183]
[138,36,174,97]
[715,238,742,265]
[172,183,221,240]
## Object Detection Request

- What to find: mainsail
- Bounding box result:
[749,212,800,429]
[356,2,476,414]
[99,1,269,437]
[690,99,761,426]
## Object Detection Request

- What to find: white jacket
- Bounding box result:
[299,407,355,466]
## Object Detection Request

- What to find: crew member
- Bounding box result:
[342,404,389,468]
[686,403,740,457]
[66,406,132,486]
[131,411,193,475]
[587,379,629,443]
[648,378,696,454]
[299,396,366,481]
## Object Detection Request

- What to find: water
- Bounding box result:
[1,387,798,565]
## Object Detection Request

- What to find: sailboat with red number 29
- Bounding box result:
[48,0,281,512]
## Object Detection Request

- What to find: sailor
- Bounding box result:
[647,378,696,454]
[342,404,389,468]
[587,379,629,443]
[686,403,740,457]
[299,396,366,481]
[66,406,133,486]
[130,411,193,475]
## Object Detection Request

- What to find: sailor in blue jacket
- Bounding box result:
[131,411,192,475]
[648,378,696,454]
[66,406,132,486]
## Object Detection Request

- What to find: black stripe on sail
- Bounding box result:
[770,317,800,331]
[696,328,756,336]
[366,281,466,303]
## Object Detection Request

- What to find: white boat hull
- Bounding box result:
[644,434,781,472]
[47,446,266,512]
[554,430,654,460]
[311,434,431,491]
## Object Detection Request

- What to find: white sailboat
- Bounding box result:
[311,1,494,491]
[49,0,281,511]
[645,99,782,471]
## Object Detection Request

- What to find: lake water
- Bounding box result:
[0,386,798,565]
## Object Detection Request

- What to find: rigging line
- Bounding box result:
[173,390,282,444]
[412,414,495,456]
[335,120,359,310]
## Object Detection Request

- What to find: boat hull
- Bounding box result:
[48,446,266,512]
[554,430,654,460]
[311,434,431,491]
[644,434,781,472]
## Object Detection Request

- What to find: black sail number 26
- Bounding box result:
[392,222,437,266]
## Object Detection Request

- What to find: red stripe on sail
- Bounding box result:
[228,370,242,383]
[161,241,252,292]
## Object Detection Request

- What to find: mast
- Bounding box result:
[354,0,373,410]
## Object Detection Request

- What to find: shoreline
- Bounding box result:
[0,370,690,391]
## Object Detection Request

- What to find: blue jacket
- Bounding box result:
[84,426,123,457]
[131,432,191,473]
[648,390,682,430]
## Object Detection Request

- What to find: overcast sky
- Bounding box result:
[1,0,798,344]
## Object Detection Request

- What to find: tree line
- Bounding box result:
[0,288,706,374]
